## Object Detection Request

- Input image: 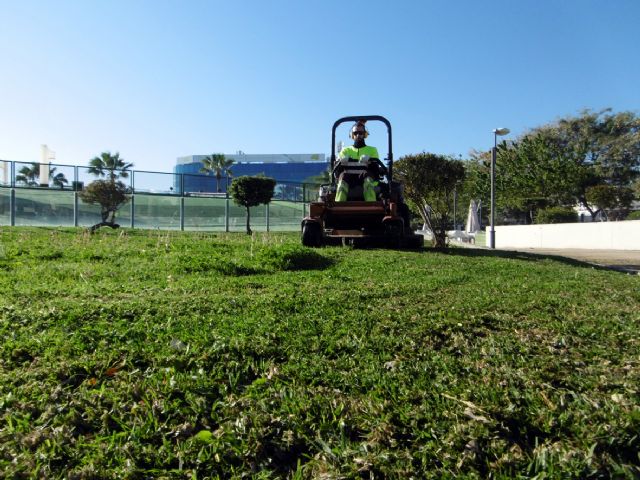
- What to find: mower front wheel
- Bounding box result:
[302,222,323,248]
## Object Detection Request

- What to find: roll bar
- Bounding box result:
[331,115,393,182]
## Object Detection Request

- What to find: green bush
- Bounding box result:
[229,176,277,234]
[625,210,640,220]
[535,206,578,224]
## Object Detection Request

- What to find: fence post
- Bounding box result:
[10,189,15,227]
[9,162,15,226]
[225,197,230,232]
[73,166,78,227]
[130,195,135,229]
[180,197,185,231]
[128,171,135,227]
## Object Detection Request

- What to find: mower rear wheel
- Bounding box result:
[384,220,404,248]
[403,234,424,249]
[302,222,323,247]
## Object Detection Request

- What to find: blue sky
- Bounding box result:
[1,0,639,173]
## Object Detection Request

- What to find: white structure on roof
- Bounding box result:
[176,153,325,165]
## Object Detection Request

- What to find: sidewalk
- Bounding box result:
[504,247,640,274]
[443,235,640,274]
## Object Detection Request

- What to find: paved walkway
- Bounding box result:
[452,244,640,274]
[422,232,640,274]
[503,247,640,274]
[442,235,640,274]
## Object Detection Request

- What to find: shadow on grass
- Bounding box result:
[428,246,638,274]
[257,246,335,272]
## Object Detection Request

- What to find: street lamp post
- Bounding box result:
[490,127,510,249]
[453,186,457,231]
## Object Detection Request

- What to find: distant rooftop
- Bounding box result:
[177,153,326,165]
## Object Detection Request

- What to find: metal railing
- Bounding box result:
[0,160,322,231]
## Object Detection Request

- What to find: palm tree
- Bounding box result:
[15,163,40,186]
[88,152,133,181]
[200,153,234,192]
[16,163,69,188]
[49,167,69,189]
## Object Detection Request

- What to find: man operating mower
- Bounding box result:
[334,120,385,202]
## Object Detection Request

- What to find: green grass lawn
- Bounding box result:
[0,227,638,479]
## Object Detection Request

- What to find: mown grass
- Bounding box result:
[0,227,638,479]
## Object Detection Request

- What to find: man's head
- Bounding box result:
[350,121,368,146]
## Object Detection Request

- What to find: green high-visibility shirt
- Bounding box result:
[339,145,380,161]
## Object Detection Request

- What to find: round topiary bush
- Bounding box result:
[535,207,578,224]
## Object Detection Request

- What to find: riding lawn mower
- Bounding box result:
[301,115,423,248]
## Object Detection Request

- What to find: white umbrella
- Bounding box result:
[465,200,480,234]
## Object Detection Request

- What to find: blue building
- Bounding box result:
[174,153,329,194]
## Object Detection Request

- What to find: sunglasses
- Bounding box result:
[353,131,366,136]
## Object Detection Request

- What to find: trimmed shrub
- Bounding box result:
[625,210,640,221]
[229,176,276,234]
[535,207,578,224]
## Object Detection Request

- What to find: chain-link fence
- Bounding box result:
[0,160,322,231]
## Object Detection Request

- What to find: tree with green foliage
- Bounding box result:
[49,167,69,189]
[464,109,640,224]
[229,176,276,234]
[495,135,584,223]
[79,179,131,232]
[631,177,640,198]
[534,206,578,224]
[460,147,542,225]
[498,109,640,220]
[15,163,40,186]
[585,184,635,221]
[394,153,465,248]
[88,152,133,181]
[551,109,640,188]
[15,163,69,188]
[200,153,234,192]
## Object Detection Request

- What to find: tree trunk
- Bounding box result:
[579,195,596,220]
[417,202,448,248]
[89,222,120,233]
[432,230,447,248]
[245,206,252,235]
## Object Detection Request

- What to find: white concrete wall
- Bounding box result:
[489,220,640,250]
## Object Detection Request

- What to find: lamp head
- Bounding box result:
[493,127,510,136]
